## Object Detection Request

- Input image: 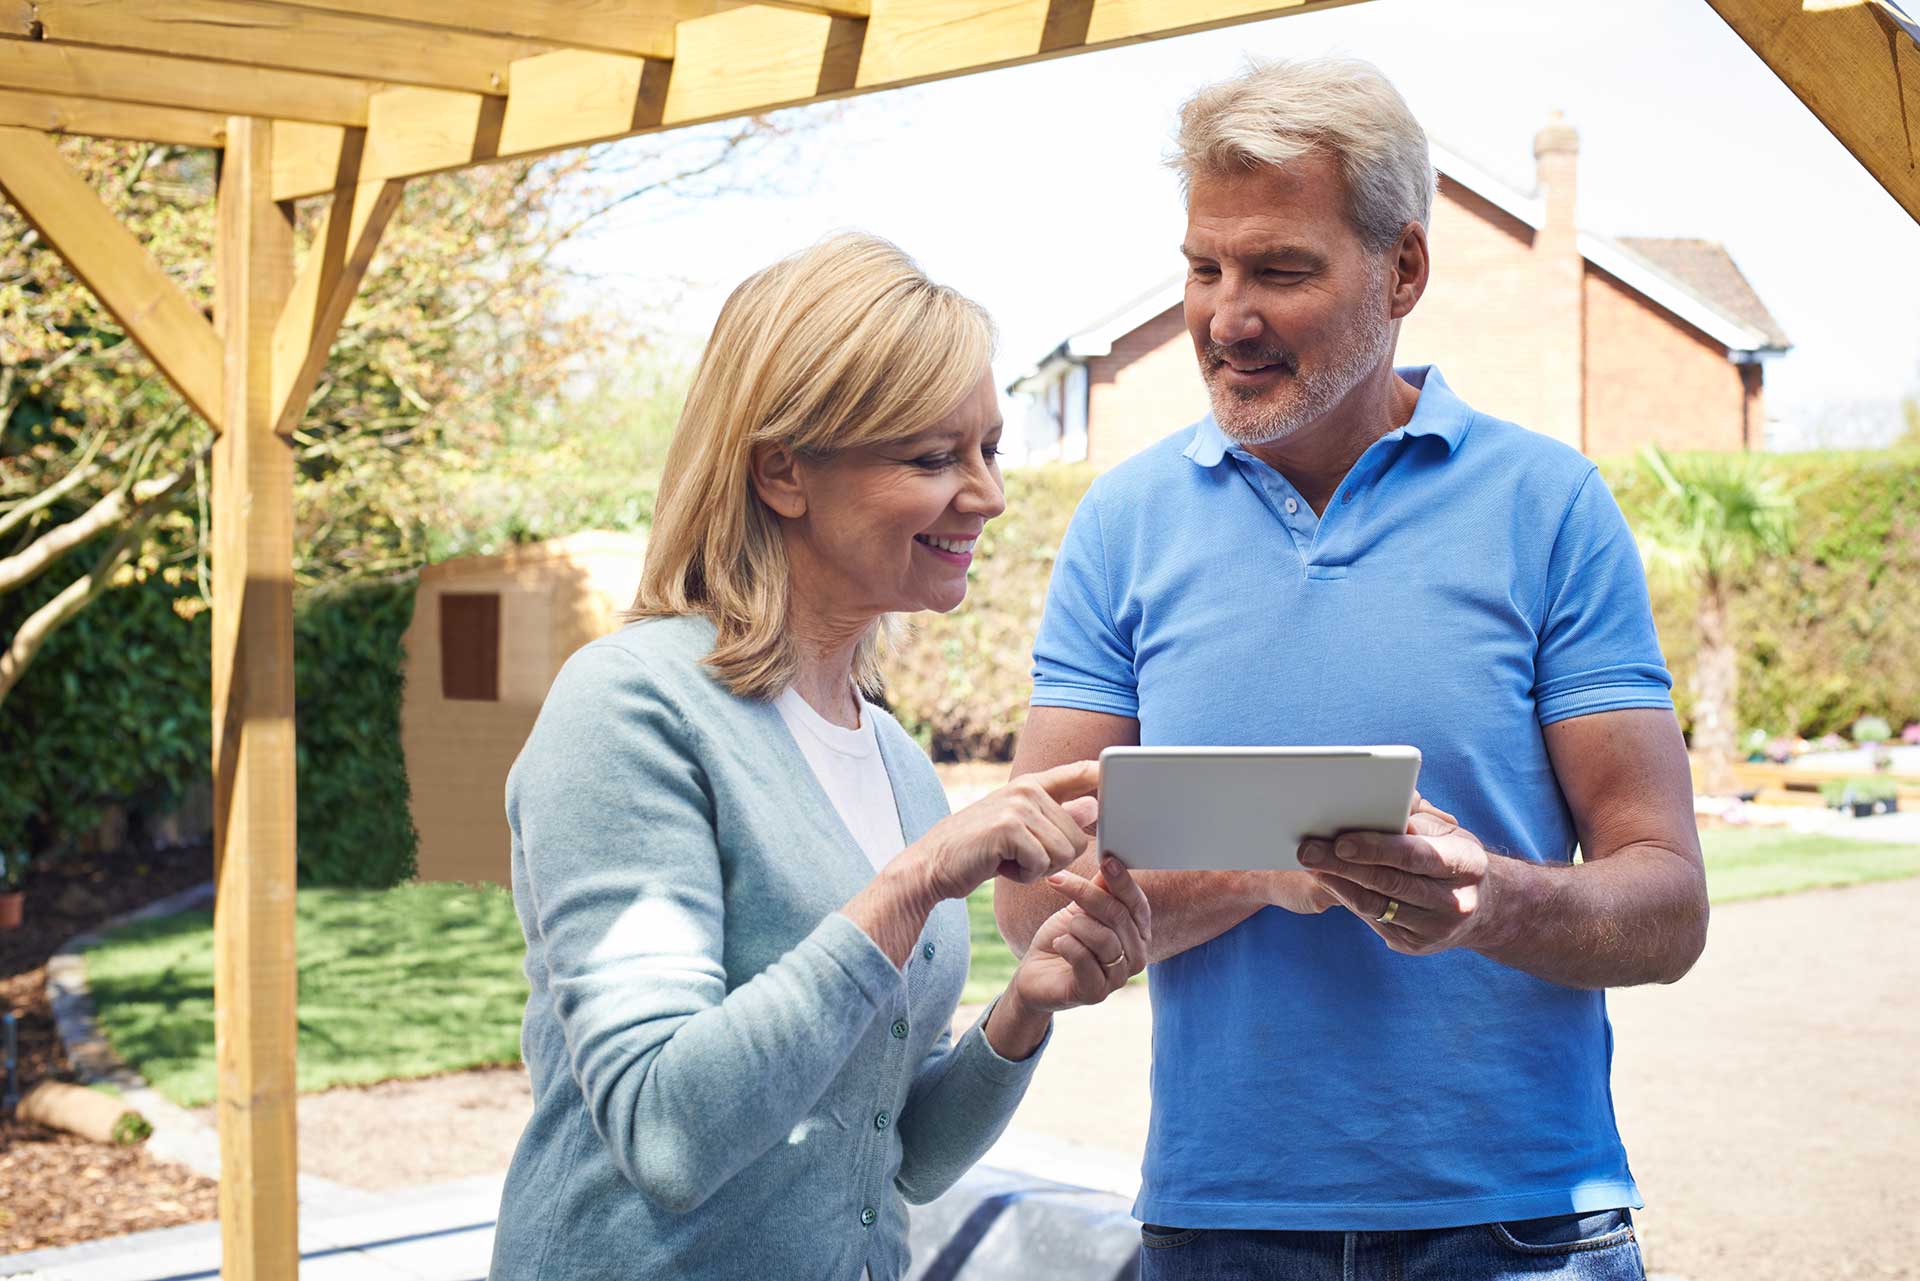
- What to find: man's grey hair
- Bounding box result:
[1170,56,1437,252]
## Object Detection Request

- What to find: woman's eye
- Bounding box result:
[912,454,954,470]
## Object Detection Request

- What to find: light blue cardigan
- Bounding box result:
[489,615,1047,1281]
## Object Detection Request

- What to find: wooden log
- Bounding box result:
[16,1081,152,1146]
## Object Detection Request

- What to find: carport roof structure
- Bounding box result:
[0,1,1915,1277]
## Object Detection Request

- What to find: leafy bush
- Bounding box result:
[0,540,211,861]
[1606,451,1920,741]
[292,577,419,887]
[1852,716,1894,744]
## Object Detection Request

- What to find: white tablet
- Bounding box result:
[1096,746,1422,872]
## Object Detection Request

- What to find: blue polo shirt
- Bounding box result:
[1031,366,1673,1231]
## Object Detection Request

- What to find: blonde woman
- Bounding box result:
[488,233,1151,1281]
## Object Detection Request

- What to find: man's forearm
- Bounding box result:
[996,861,1265,963]
[1473,843,1708,989]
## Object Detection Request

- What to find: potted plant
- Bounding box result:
[1852,716,1893,748]
[0,850,26,930]
[1820,777,1900,818]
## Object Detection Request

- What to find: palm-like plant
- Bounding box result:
[1634,445,1796,793]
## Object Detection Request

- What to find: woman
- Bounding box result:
[489,233,1151,1281]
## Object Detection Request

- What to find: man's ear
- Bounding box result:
[1388,222,1430,321]
[749,441,808,520]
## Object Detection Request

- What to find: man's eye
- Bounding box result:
[1188,265,1219,280]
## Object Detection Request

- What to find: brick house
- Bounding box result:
[1011,117,1791,469]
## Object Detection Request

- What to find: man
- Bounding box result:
[996,57,1706,1280]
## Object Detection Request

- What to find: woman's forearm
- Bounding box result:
[982,986,1050,1061]
[841,851,943,970]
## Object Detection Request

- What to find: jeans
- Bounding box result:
[1138,1209,1645,1280]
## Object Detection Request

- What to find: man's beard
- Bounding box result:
[1202,292,1394,447]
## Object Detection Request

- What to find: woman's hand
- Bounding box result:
[909,760,1101,902]
[1011,855,1153,1015]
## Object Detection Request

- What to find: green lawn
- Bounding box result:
[86,883,527,1108]
[85,827,1920,1104]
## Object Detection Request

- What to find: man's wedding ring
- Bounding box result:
[1375,899,1401,925]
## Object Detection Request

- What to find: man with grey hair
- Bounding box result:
[997,57,1704,1279]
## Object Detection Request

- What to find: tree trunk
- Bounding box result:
[1691,577,1740,795]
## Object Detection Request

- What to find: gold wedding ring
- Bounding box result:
[1105,954,1128,971]
[1375,898,1401,925]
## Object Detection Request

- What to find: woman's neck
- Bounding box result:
[784,603,867,729]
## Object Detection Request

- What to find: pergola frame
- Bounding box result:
[0,1,1913,1276]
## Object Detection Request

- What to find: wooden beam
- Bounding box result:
[270,0,1351,200]
[20,0,557,96]
[271,0,734,59]
[272,135,404,433]
[0,126,223,426]
[0,37,377,126]
[1704,0,1920,225]
[0,88,228,147]
[210,113,299,1281]
[662,6,863,125]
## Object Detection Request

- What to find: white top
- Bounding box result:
[774,686,907,872]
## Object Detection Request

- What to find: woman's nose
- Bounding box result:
[957,458,1006,520]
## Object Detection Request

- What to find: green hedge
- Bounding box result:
[292,577,419,887]
[0,550,211,859]
[1,561,419,887]
[884,451,1920,759]
[1605,449,1920,740]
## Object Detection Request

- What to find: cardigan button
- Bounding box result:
[922,942,936,961]
[860,1206,877,1228]
[891,1020,909,1040]
[874,1110,891,1131]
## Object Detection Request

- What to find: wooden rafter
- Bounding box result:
[0,37,379,125]
[17,0,560,97]
[269,0,1365,200]
[1704,0,1920,225]
[0,87,229,146]
[271,134,404,434]
[0,125,224,426]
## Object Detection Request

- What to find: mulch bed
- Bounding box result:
[1,840,222,1255]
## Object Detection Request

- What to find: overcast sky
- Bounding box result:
[568,0,1920,450]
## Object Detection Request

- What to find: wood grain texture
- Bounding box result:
[0,86,228,146]
[0,36,377,125]
[0,126,223,425]
[30,0,557,95]
[210,113,300,1281]
[1705,0,1920,223]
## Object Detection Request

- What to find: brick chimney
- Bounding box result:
[1532,112,1585,451]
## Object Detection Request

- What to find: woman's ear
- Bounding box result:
[749,441,808,520]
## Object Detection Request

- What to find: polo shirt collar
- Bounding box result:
[1182,364,1472,468]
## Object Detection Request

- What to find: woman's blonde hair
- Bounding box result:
[1170,56,1435,252]
[630,232,995,700]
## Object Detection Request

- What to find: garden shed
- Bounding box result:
[402,531,648,887]
[0,0,1914,1276]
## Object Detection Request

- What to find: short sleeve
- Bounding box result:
[1531,469,1675,727]
[1031,490,1138,718]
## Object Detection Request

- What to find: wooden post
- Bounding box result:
[211,115,300,1281]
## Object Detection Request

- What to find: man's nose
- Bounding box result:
[1208,282,1263,347]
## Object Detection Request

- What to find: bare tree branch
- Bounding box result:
[0,439,207,597]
